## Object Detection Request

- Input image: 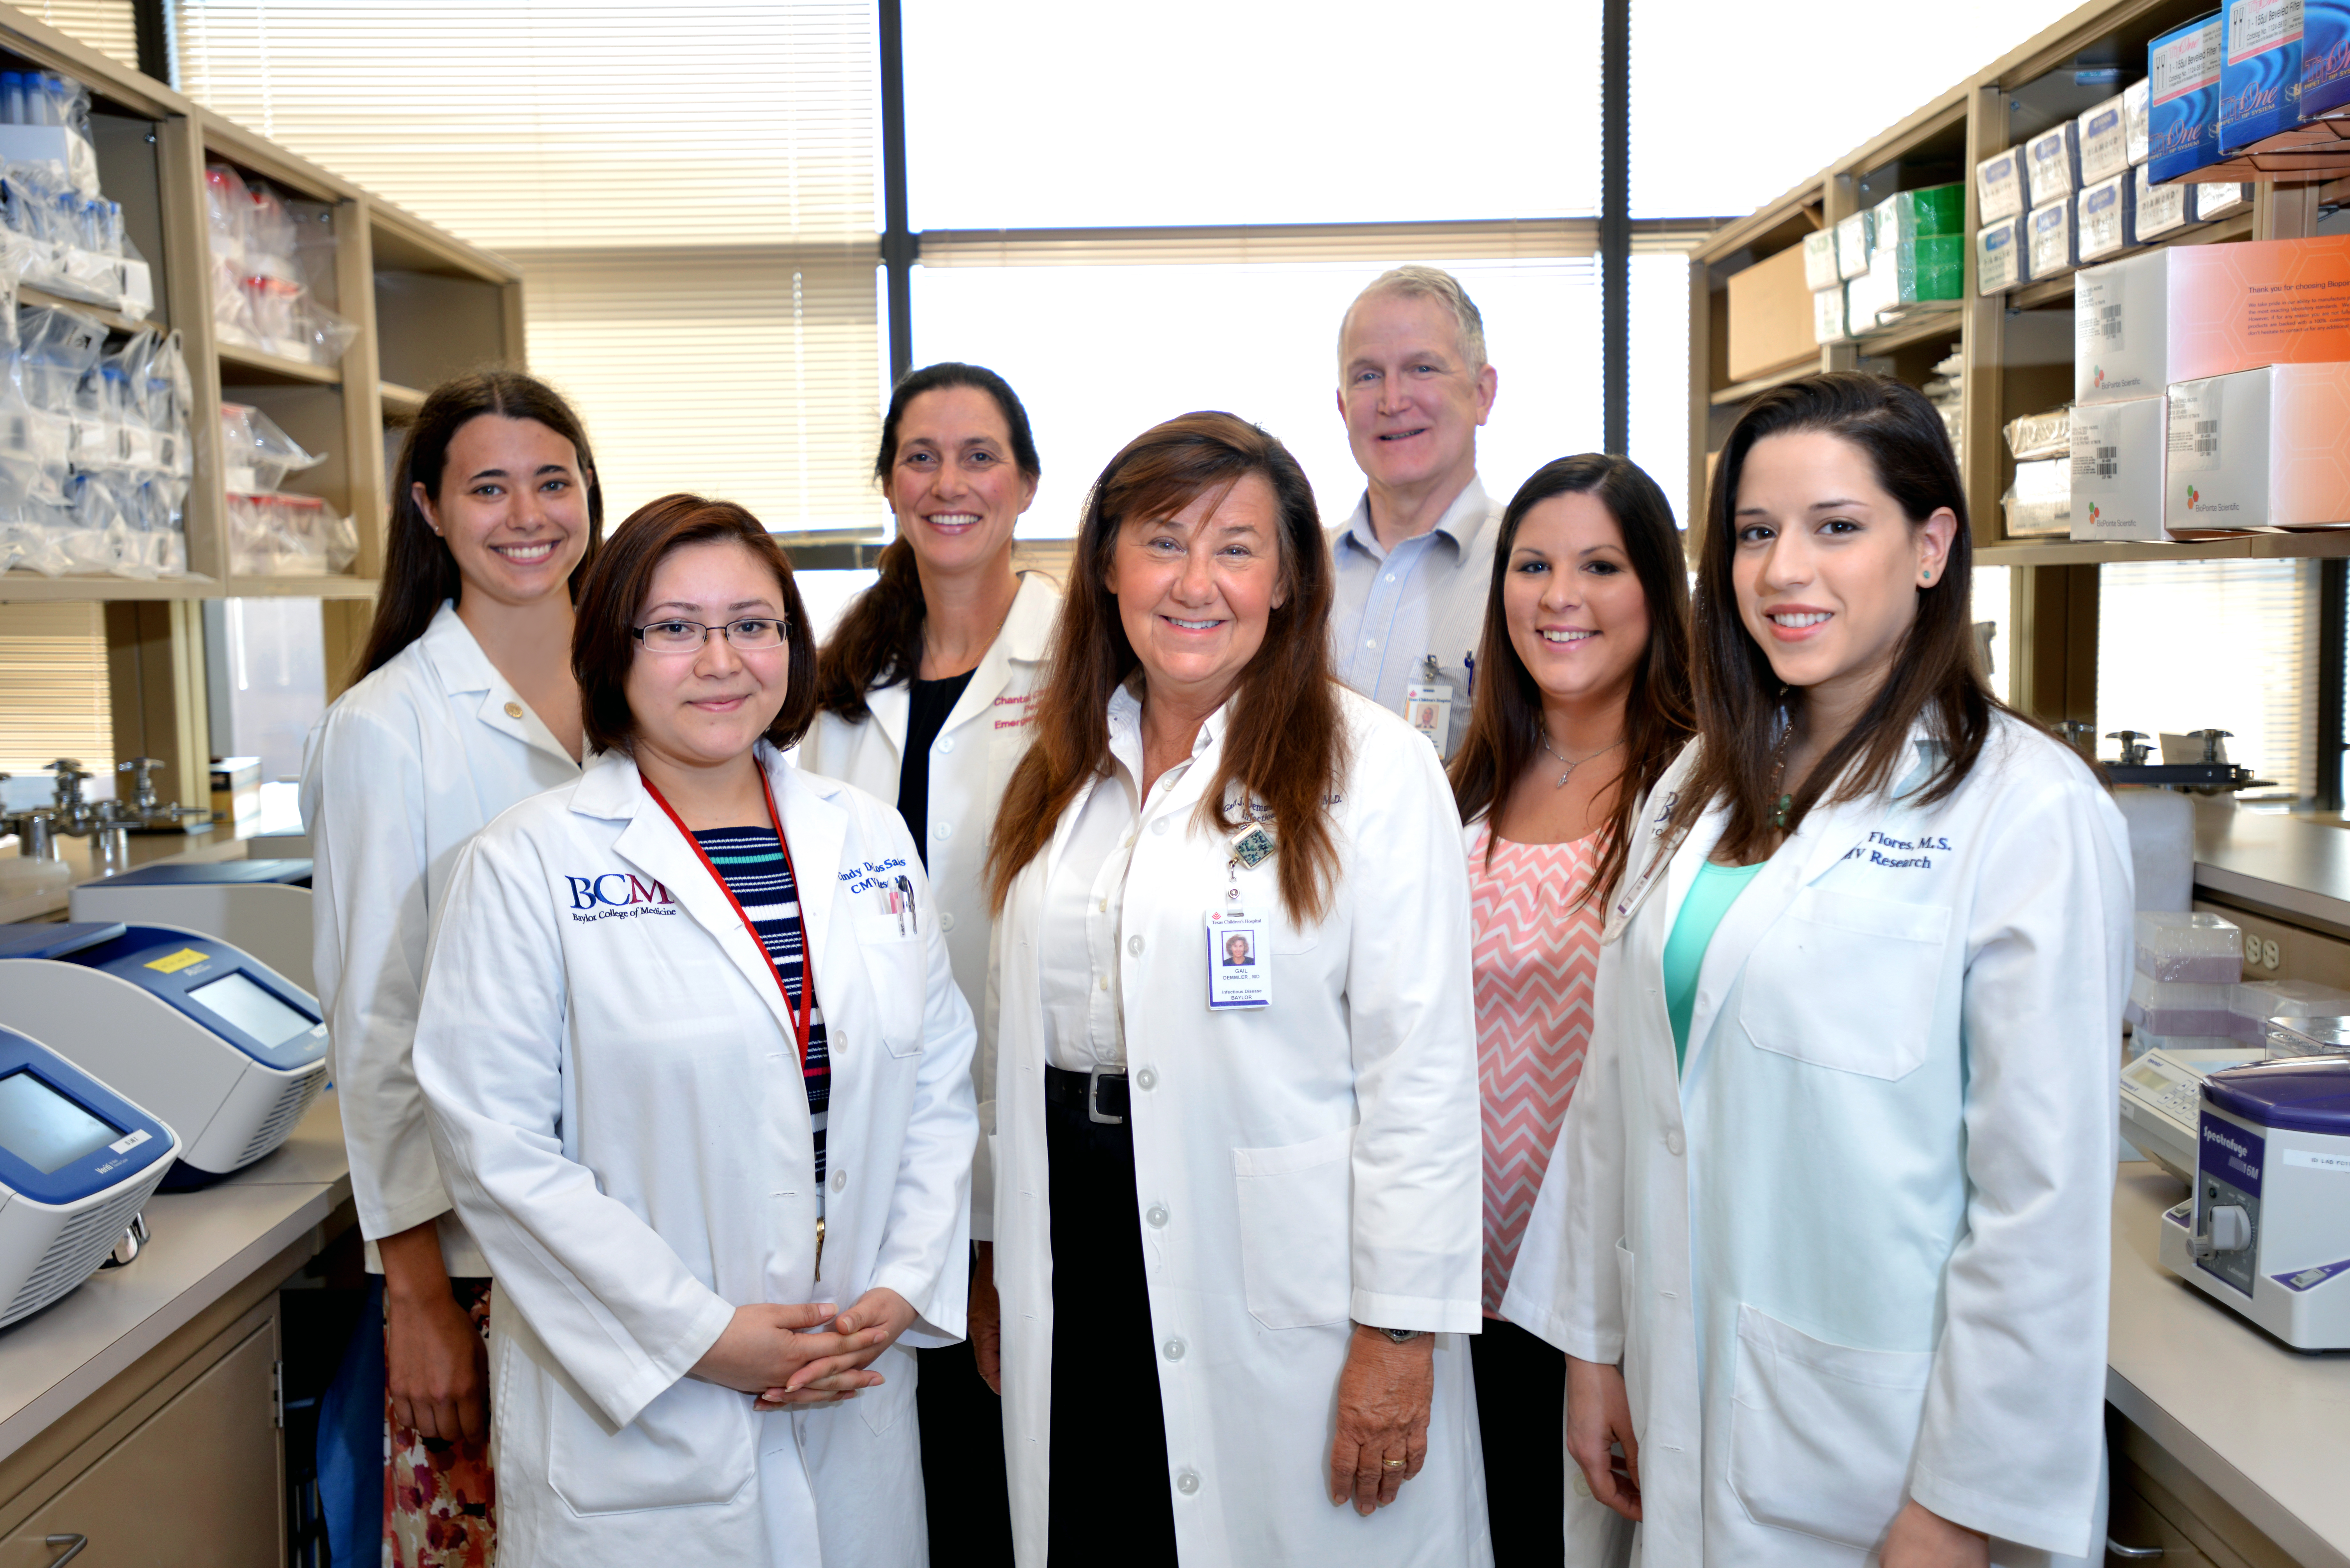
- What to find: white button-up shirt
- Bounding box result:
[1326,475,1504,759]
[1038,683,1216,1073]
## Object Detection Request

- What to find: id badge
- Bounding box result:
[1405,682,1451,750]
[1206,907,1271,1009]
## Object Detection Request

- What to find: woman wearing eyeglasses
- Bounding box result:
[413,494,980,1565]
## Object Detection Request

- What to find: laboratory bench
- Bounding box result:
[0,1088,348,1564]
[2109,1163,2350,1568]
[0,822,310,927]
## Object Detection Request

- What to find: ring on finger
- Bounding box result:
[1382,1457,1406,1470]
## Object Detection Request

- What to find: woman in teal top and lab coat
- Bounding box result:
[1503,373,2134,1567]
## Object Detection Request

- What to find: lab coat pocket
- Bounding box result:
[850,913,925,1058]
[546,1371,756,1516]
[1232,1125,1355,1329]
[1726,1302,1931,1549]
[856,1343,917,1436]
[1739,888,1949,1081]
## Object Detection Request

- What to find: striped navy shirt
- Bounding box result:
[694,825,830,1206]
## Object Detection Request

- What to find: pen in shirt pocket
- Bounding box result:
[894,874,918,934]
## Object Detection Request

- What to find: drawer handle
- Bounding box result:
[2106,1537,2163,1560]
[44,1535,87,1565]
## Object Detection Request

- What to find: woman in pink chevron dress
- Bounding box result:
[1448,454,1693,1567]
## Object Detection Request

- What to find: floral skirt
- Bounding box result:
[385,1278,495,1568]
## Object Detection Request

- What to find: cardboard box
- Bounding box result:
[2166,362,2350,529]
[2078,174,2136,261]
[2135,163,2195,239]
[2126,77,2153,164]
[1976,147,2030,223]
[2196,180,2252,219]
[2150,13,2227,182]
[2307,0,2350,119]
[2070,395,2169,540]
[1835,211,1873,280]
[1812,284,1848,344]
[2081,93,2134,184]
[2072,237,2350,406]
[1802,228,1839,292]
[2028,199,2077,278]
[1727,243,1821,382]
[210,756,261,835]
[1871,183,1965,244]
[2219,0,2303,152]
[1978,217,2030,293]
[2026,122,2083,204]
[1845,261,1896,336]
[2004,456,2072,537]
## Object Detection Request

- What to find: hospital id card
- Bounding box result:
[1206,907,1271,1010]
[1405,682,1451,750]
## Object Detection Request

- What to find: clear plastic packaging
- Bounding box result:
[205,162,349,366]
[220,402,324,494]
[0,68,148,320]
[2126,970,2237,1037]
[2004,407,2071,461]
[227,490,354,577]
[2134,910,2243,983]
[2229,978,2350,1043]
[2261,1016,2350,1057]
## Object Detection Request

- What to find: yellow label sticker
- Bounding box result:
[144,947,208,974]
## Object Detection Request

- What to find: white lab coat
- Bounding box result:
[797,570,1059,1239]
[1502,714,2132,1566]
[992,683,1491,1567]
[412,744,979,1566]
[300,599,581,1274]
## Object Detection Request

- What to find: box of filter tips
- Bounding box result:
[2167,363,2350,531]
[2149,13,2227,182]
[2219,0,2303,152]
[2071,396,2169,541]
[2073,236,2350,407]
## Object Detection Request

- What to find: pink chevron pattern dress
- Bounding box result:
[1467,823,1602,1316]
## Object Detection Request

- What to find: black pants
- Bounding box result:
[916,1250,1014,1568]
[1471,1316,1565,1567]
[1044,1071,1179,1568]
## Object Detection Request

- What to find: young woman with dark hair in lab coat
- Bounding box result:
[1503,373,2133,1567]
[1445,452,1691,1566]
[799,362,1057,1566]
[299,370,603,1568]
[413,495,978,1566]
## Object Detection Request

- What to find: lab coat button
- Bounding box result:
[1175,1469,1201,1496]
[1135,1067,1158,1090]
[1099,976,1109,992]
[940,912,957,932]
[1665,1130,1684,1157]
[1152,817,1168,834]
[830,1169,848,1193]
[1128,935,1144,955]
[502,701,523,719]
[937,736,955,753]
[1162,1338,1185,1361]
[935,822,953,840]
[1146,1204,1168,1228]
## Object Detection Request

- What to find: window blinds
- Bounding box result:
[171,0,882,531]
[2098,560,2317,798]
[23,2,139,74]
[0,602,113,777]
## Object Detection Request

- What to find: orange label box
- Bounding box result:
[2077,236,2350,405]
[2165,363,2350,531]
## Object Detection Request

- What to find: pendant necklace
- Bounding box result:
[1538,729,1626,790]
[1768,711,1796,830]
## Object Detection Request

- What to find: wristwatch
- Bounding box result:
[1360,1323,1428,1344]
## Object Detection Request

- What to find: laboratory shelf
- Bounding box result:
[2003,214,2257,311]
[215,341,341,387]
[1709,359,1821,406]
[0,571,222,603]
[377,379,426,418]
[17,284,148,336]
[216,571,378,600]
[1978,531,2350,566]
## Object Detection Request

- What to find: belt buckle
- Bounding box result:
[1087,1067,1126,1125]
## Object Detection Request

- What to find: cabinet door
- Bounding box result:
[2,1322,282,1567]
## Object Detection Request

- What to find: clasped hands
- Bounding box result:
[691,1287,918,1410]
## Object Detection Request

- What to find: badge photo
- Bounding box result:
[1205,907,1271,1010]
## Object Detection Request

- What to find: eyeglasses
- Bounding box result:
[631,618,789,653]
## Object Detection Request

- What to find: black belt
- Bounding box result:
[1044,1064,1128,1125]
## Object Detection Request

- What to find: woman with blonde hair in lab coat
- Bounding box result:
[800,362,1056,1566]
[413,494,979,1565]
[300,370,603,1567]
[977,410,1489,1567]
[1503,373,2133,1567]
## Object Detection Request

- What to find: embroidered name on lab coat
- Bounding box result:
[1840,830,1954,871]
[564,872,678,922]
[840,857,910,894]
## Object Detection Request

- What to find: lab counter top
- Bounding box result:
[2109,1162,2350,1567]
[2194,806,2350,937]
[0,1088,348,1468]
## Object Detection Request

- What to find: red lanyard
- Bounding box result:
[641,769,815,1067]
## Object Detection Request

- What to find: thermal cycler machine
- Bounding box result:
[69,858,314,993]
[0,923,327,1183]
[0,1025,177,1327]
[2161,1054,2350,1350]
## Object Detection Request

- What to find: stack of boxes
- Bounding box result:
[2067,233,2350,540]
[2126,912,2244,1059]
[1809,183,1964,344]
